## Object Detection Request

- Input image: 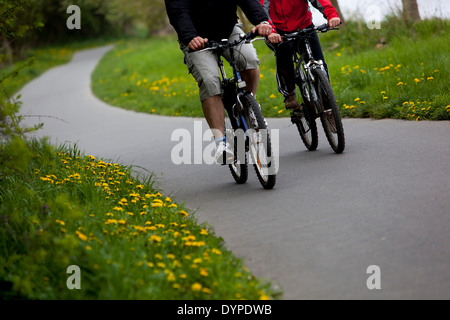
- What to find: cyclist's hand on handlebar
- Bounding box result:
[188,36,208,51]
[328,17,341,28]
[252,21,273,37]
[267,33,282,44]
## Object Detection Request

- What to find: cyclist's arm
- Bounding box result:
[238,0,270,28]
[165,0,198,45]
[309,0,341,25]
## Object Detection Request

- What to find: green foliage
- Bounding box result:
[0,140,280,299]
[1,0,172,65]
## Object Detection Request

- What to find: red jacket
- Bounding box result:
[260,0,339,32]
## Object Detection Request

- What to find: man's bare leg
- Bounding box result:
[202,94,225,139]
[241,68,260,95]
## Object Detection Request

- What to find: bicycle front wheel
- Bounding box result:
[312,68,345,154]
[241,92,276,190]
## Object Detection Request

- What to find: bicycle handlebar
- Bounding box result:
[282,23,339,40]
[188,31,261,53]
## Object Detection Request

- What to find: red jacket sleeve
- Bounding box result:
[310,0,340,20]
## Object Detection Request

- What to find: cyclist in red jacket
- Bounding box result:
[261,0,341,109]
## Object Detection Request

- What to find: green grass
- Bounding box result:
[329,33,450,120]
[91,17,450,120]
[0,138,280,299]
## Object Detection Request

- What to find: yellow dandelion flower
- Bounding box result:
[167,253,175,260]
[200,268,208,277]
[167,273,176,282]
[149,235,162,242]
[202,287,212,294]
[427,77,434,81]
[269,94,277,99]
[75,231,87,241]
[193,258,202,264]
[191,283,202,292]
[179,210,188,217]
[354,98,360,102]
[55,219,65,226]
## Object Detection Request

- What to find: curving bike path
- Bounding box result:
[19,45,450,299]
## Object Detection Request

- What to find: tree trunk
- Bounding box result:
[330,0,344,22]
[1,37,14,66]
[401,0,421,22]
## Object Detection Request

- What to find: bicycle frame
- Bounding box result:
[211,34,264,133]
[286,24,337,115]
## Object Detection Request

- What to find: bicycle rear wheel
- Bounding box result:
[312,68,345,154]
[225,107,248,184]
[241,92,276,190]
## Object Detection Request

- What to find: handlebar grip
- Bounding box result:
[317,23,329,32]
[242,30,257,41]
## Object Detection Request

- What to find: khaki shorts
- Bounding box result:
[181,24,260,102]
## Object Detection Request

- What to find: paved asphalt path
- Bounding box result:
[19,45,450,300]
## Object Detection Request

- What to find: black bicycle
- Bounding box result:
[194,32,277,189]
[284,23,345,154]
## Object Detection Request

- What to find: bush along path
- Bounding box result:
[0,138,279,300]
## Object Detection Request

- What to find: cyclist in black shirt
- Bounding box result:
[165,0,272,164]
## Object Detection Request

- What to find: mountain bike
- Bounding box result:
[193,32,277,189]
[284,23,345,154]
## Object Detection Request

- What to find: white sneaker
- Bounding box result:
[215,141,234,165]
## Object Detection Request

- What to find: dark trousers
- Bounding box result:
[272,25,328,96]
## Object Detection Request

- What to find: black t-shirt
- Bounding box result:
[165,0,268,44]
